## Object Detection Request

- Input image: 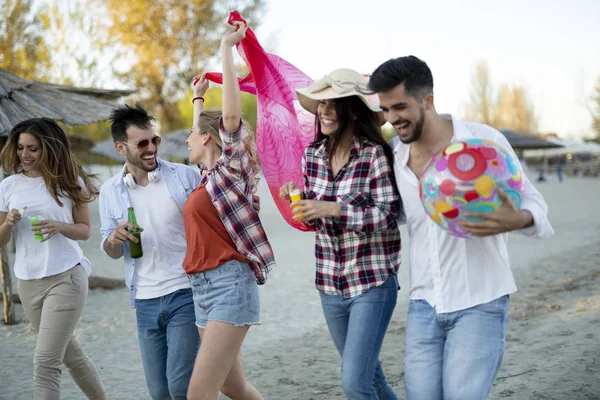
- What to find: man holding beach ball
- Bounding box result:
[369,56,554,400]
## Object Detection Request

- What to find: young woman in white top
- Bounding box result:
[0,118,106,400]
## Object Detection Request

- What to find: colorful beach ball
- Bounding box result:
[419,138,525,238]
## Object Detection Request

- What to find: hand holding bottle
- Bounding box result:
[107,221,143,246]
[126,207,143,259]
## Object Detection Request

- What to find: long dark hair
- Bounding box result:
[311,96,402,213]
[311,96,395,171]
[0,118,99,206]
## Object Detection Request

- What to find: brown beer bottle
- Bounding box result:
[127,207,143,259]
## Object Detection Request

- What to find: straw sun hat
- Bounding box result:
[296,68,384,122]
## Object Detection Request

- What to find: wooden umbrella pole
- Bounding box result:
[0,246,15,324]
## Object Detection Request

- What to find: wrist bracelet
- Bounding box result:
[192,96,205,104]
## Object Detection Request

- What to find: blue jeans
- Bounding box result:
[135,288,200,400]
[404,296,509,400]
[320,275,399,400]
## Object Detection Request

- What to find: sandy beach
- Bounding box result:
[1,174,599,400]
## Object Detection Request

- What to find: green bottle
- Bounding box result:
[30,217,44,241]
[127,207,143,259]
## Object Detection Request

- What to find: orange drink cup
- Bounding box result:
[290,189,302,219]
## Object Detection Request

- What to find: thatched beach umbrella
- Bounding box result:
[0,68,135,324]
[0,68,135,136]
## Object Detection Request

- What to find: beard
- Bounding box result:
[398,106,426,144]
[125,147,157,172]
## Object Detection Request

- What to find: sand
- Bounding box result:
[1,175,599,399]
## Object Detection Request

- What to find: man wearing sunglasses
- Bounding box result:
[98,102,202,400]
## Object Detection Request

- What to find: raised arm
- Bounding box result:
[221,21,246,132]
[191,73,209,130]
[216,21,254,182]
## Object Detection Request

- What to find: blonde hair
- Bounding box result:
[1,118,99,206]
[197,109,261,190]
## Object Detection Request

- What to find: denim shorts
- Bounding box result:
[188,259,260,328]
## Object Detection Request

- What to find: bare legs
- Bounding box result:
[187,321,262,400]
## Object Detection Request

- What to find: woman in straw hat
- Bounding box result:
[280,68,402,399]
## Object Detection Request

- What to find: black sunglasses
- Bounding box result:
[120,136,162,150]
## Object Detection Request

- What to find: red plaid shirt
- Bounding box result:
[199,119,276,283]
[301,137,401,298]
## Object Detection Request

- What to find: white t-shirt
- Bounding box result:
[0,174,91,280]
[127,177,189,299]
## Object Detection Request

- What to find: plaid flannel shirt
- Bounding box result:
[200,119,276,283]
[302,137,402,298]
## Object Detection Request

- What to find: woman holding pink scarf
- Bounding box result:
[183,22,275,400]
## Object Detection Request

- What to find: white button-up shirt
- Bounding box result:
[394,116,554,313]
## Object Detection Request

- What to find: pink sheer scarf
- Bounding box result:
[204,11,315,231]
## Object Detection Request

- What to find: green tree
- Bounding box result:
[92,0,264,132]
[63,120,112,143]
[0,0,51,80]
